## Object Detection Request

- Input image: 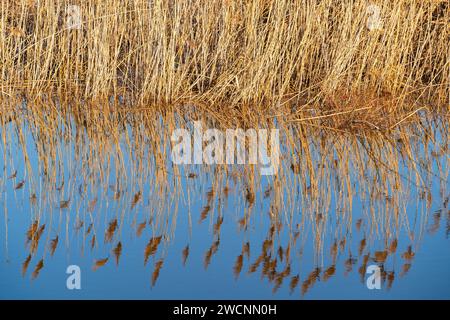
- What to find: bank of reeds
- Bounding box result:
[1,0,448,118]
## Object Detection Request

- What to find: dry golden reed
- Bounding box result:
[93,257,109,271]
[144,235,162,265]
[0,0,448,115]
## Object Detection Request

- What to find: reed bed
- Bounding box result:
[0,0,448,121]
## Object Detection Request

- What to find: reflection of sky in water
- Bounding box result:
[0,116,448,299]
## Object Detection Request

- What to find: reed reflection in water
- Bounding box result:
[0,106,448,299]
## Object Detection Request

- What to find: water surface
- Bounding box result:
[0,109,448,299]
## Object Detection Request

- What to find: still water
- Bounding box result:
[0,109,448,299]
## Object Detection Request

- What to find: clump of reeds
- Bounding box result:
[0,0,448,116]
[2,99,447,292]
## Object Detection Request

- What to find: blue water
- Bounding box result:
[0,114,448,299]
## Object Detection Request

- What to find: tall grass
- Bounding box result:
[0,0,448,112]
